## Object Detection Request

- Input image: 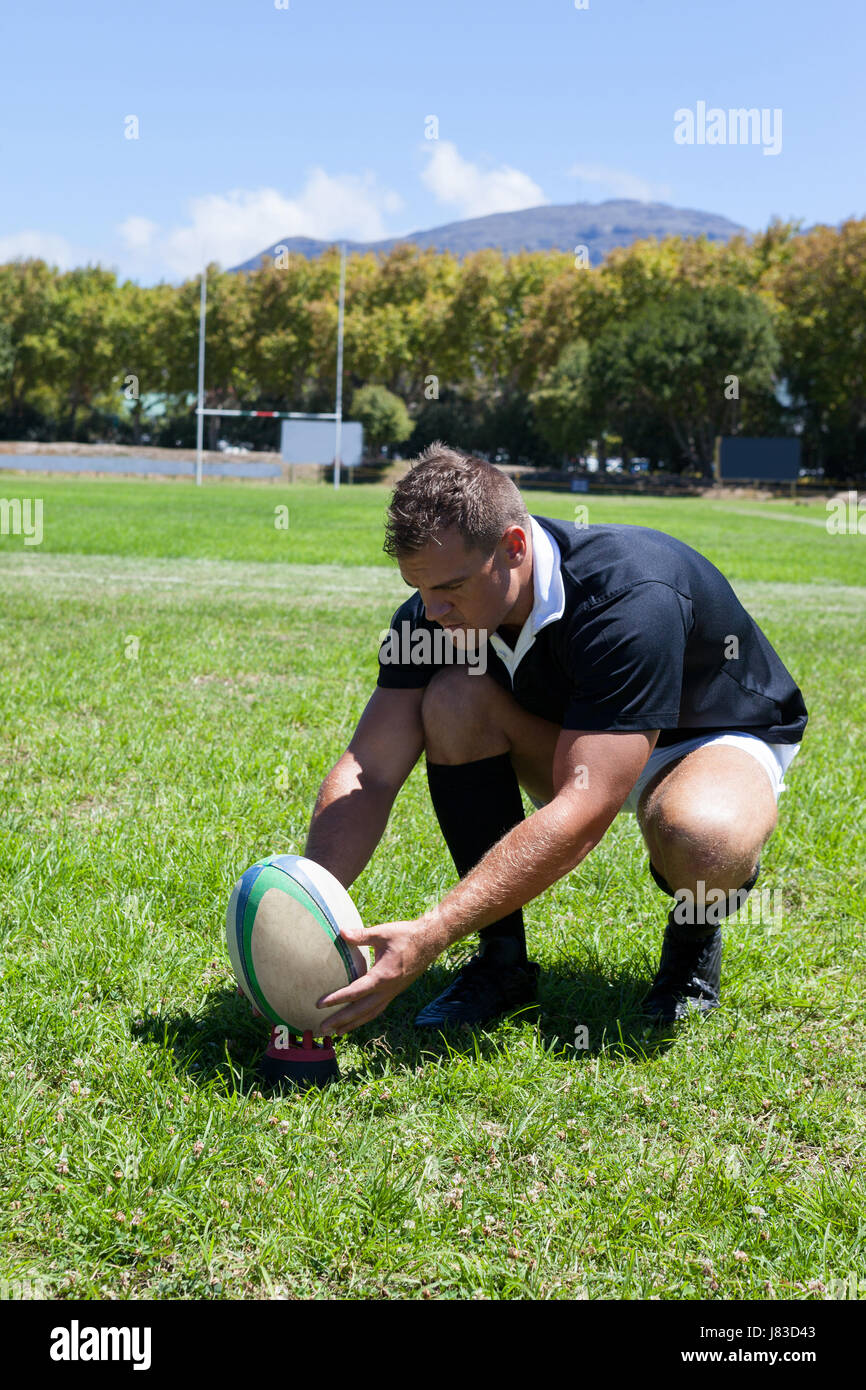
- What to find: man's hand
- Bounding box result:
[313,727,659,1037]
[316,918,441,1036]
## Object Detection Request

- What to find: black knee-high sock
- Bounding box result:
[650,860,761,941]
[426,753,527,961]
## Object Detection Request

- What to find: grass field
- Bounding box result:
[0,478,863,1301]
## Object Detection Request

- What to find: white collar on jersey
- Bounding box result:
[488,516,565,680]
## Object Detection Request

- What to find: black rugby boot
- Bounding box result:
[642,912,722,1024]
[413,936,539,1030]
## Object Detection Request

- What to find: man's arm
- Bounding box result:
[304,686,425,888]
[422,726,658,950]
[319,725,659,1031]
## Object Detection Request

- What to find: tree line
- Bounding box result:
[0,218,863,476]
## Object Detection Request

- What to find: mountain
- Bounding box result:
[231,199,748,272]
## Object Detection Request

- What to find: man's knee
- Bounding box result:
[645,805,769,926]
[421,665,494,726]
[421,668,507,763]
[644,800,773,887]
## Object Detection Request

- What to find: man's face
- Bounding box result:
[397,524,530,637]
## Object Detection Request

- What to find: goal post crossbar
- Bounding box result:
[195,408,338,420]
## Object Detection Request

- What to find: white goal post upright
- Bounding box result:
[195,268,207,487]
[193,242,348,487]
[334,242,346,491]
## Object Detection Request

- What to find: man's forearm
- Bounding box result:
[304,752,396,888]
[420,796,613,956]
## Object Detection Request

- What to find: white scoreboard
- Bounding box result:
[280,419,363,466]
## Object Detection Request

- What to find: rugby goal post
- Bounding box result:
[194,243,350,487]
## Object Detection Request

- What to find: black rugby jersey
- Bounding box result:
[376,516,807,747]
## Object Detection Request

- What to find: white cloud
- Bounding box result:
[118,216,158,252]
[0,230,78,268]
[120,171,405,279]
[9,148,546,284]
[567,163,672,203]
[421,141,546,219]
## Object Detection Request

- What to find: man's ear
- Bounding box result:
[501,524,529,566]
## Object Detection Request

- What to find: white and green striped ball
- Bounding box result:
[226,854,370,1034]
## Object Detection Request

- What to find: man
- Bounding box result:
[303,443,807,1038]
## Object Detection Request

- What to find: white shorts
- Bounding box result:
[530,733,802,815]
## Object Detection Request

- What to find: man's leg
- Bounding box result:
[422,666,559,801]
[414,666,560,1029]
[636,744,779,1023]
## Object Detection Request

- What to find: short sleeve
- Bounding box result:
[562,582,692,732]
[376,596,439,690]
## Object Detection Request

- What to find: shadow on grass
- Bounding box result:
[132,949,680,1095]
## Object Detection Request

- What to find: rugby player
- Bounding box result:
[307,444,807,1035]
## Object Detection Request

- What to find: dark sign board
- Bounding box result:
[716,437,801,481]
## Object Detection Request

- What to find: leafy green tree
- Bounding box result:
[349,383,413,455]
[51,267,126,436]
[0,260,63,426]
[586,284,781,472]
[3,219,864,467]
[0,319,15,394]
[529,339,593,461]
[475,388,558,467]
[403,387,485,459]
[112,279,179,441]
[244,254,335,409]
[769,220,866,471]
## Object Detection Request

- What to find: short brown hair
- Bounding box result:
[383,441,529,558]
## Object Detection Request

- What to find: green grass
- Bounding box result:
[1,475,864,584]
[0,480,863,1300]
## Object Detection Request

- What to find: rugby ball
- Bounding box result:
[226,854,370,1034]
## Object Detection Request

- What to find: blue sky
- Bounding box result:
[1,0,861,284]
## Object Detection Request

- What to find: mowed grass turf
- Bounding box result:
[0,478,863,1301]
